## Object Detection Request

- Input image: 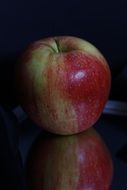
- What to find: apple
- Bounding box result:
[16,36,111,134]
[26,128,113,190]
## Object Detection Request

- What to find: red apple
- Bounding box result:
[26,128,113,190]
[16,36,111,134]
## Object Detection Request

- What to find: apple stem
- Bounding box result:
[55,39,61,53]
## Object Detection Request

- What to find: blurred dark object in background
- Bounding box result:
[0,54,19,109]
[111,64,127,101]
[0,106,27,190]
[117,144,127,163]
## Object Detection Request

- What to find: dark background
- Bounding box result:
[0,0,127,108]
[0,0,127,190]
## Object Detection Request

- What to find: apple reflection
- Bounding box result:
[25,128,113,190]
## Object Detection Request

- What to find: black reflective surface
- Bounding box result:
[19,114,127,190]
[0,105,127,189]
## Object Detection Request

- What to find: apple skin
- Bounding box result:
[26,128,113,190]
[16,36,111,134]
